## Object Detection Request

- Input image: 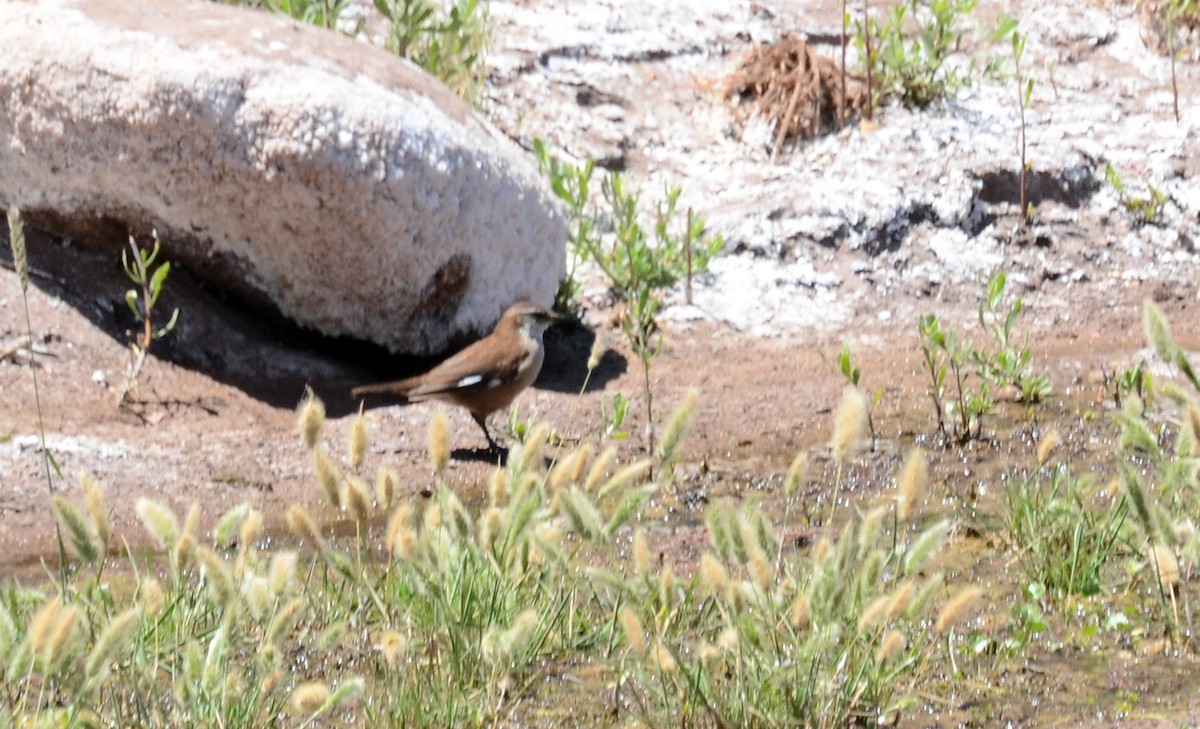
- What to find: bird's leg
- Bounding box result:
[471,412,504,454]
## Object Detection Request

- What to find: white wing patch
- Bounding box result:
[456,374,483,388]
[487,378,503,389]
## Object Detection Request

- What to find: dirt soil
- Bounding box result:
[4,0,1200,724]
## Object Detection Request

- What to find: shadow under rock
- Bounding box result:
[2,221,625,417]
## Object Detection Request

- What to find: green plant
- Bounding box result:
[918,313,991,442]
[609,499,969,726]
[1165,0,1198,122]
[1104,301,1200,646]
[262,0,356,30]
[374,0,492,103]
[534,141,723,456]
[856,0,978,111]
[1003,461,1127,600]
[973,271,1050,403]
[825,342,883,450]
[1105,163,1171,226]
[1105,359,1152,409]
[119,232,180,404]
[1010,26,1035,225]
[600,392,630,440]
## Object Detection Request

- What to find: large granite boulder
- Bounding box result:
[0,0,565,354]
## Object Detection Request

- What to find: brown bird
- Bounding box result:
[352,301,560,452]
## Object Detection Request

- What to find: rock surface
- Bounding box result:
[0,0,565,354]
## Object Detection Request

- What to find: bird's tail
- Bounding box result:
[351,377,419,399]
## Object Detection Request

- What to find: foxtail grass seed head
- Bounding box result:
[376,467,399,509]
[1189,405,1200,446]
[598,459,653,501]
[85,608,139,678]
[896,447,927,521]
[887,581,915,621]
[748,551,774,592]
[1151,543,1180,587]
[139,578,165,617]
[651,640,677,673]
[499,610,540,661]
[584,446,619,493]
[79,472,109,546]
[172,532,196,573]
[297,388,325,451]
[479,506,504,547]
[269,551,299,594]
[376,629,407,669]
[239,507,264,548]
[659,565,677,610]
[44,603,81,670]
[904,519,951,576]
[557,487,605,541]
[265,598,304,648]
[935,586,983,634]
[784,452,809,498]
[877,629,906,663]
[51,495,101,564]
[345,476,371,525]
[8,208,28,291]
[831,385,867,463]
[858,595,891,633]
[571,443,593,483]
[524,423,551,465]
[632,529,652,577]
[423,500,443,532]
[290,682,331,714]
[657,389,698,463]
[348,408,369,470]
[311,448,342,509]
[788,592,810,630]
[813,536,832,564]
[587,332,605,372]
[212,503,250,547]
[428,409,450,474]
[196,546,233,604]
[1036,430,1061,466]
[488,466,507,506]
[135,498,179,551]
[241,574,272,620]
[29,597,64,655]
[548,450,581,491]
[286,504,324,549]
[1143,299,1177,364]
[699,552,729,598]
[619,607,647,653]
[386,504,416,559]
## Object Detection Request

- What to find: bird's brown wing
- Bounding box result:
[405,340,528,401]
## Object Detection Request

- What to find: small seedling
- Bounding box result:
[1165,0,1197,122]
[534,141,723,454]
[973,272,1050,404]
[919,313,992,442]
[263,0,356,30]
[119,231,180,404]
[374,0,492,103]
[855,0,979,111]
[1105,164,1170,226]
[822,342,883,449]
[1009,26,1035,226]
[600,393,630,440]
